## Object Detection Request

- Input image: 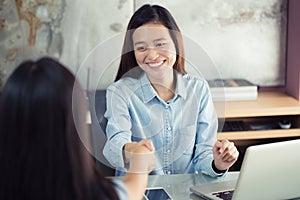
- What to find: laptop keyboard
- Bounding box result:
[212,190,234,200]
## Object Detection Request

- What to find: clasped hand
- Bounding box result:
[124,140,155,174]
[213,139,239,171]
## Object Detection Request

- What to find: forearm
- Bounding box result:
[123,173,148,200]
[122,141,154,200]
[193,146,226,177]
[195,151,218,176]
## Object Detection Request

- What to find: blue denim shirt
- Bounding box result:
[103,71,222,177]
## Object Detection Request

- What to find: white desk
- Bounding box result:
[113,172,239,200]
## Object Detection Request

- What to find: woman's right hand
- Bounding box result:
[123,140,155,173]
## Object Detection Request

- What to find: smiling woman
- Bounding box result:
[132,23,177,99]
[102,4,239,177]
[115,4,186,82]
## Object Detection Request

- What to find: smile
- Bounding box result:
[147,60,165,68]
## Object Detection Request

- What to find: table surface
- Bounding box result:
[113,172,239,200]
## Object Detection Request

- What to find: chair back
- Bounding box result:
[87,90,115,176]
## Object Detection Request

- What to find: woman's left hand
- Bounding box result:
[213,139,239,171]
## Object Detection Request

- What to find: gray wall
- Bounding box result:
[0,0,287,90]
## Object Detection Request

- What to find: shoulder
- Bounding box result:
[182,73,206,82]
[176,73,212,101]
[181,73,209,89]
[106,77,142,102]
[107,77,140,97]
[108,76,139,89]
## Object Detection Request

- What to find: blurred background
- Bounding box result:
[0,0,287,90]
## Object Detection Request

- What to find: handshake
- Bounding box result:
[123,140,155,174]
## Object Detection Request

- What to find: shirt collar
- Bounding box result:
[140,72,156,103]
[139,70,187,103]
[175,72,187,99]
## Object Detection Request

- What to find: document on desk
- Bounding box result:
[207,79,258,101]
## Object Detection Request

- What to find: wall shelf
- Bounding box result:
[215,91,300,140]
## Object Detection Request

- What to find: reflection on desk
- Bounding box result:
[112,172,239,200]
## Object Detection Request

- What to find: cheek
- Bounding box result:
[163,49,177,64]
[168,50,177,60]
[163,43,177,57]
[170,55,177,67]
[134,51,145,64]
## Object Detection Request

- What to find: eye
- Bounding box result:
[156,42,167,48]
[135,45,147,52]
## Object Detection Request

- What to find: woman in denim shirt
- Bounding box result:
[103,4,239,177]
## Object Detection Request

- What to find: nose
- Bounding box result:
[147,48,159,60]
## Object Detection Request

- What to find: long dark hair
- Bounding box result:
[0,57,119,200]
[115,4,186,81]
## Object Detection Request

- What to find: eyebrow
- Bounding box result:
[154,38,167,42]
[134,41,146,46]
[134,38,168,46]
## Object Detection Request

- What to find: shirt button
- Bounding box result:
[167,149,171,153]
[167,127,171,131]
[165,105,169,109]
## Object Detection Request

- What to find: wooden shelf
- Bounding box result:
[215,91,300,141]
[214,91,300,118]
[218,128,300,140]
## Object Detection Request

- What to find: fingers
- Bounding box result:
[213,140,222,154]
[214,139,239,162]
[124,140,155,154]
[213,139,239,171]
[126,140,155,174]
[139,139,155,151]
[222,146,239,162]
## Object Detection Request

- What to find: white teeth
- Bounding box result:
[148,61,164,67]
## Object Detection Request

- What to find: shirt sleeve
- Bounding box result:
[111,179,129,200]
[192,81,226,177]
[103,85,132,169]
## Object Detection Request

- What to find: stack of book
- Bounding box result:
[207,79,258,101]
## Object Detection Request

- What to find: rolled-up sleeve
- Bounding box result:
[103,85,132,168]
[192,81,223,177]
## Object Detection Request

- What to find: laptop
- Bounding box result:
[190,139,300,200]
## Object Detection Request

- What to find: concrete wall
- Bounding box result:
[0,0,287,90]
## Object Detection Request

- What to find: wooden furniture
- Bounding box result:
[215,91,300,140]
[286,0,300,101]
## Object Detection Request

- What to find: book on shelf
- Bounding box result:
[207,79,258,101]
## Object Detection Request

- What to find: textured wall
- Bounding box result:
[0,0,287,90]
[136,0,287,87]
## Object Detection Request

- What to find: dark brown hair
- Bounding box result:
[0,57,119,200]
[115,4,186,81]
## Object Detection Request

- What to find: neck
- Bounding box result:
[150,74,175,102]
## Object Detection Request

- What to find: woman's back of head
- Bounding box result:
[0,57,119,200]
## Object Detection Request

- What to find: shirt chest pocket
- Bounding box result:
[173,125,197,156]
